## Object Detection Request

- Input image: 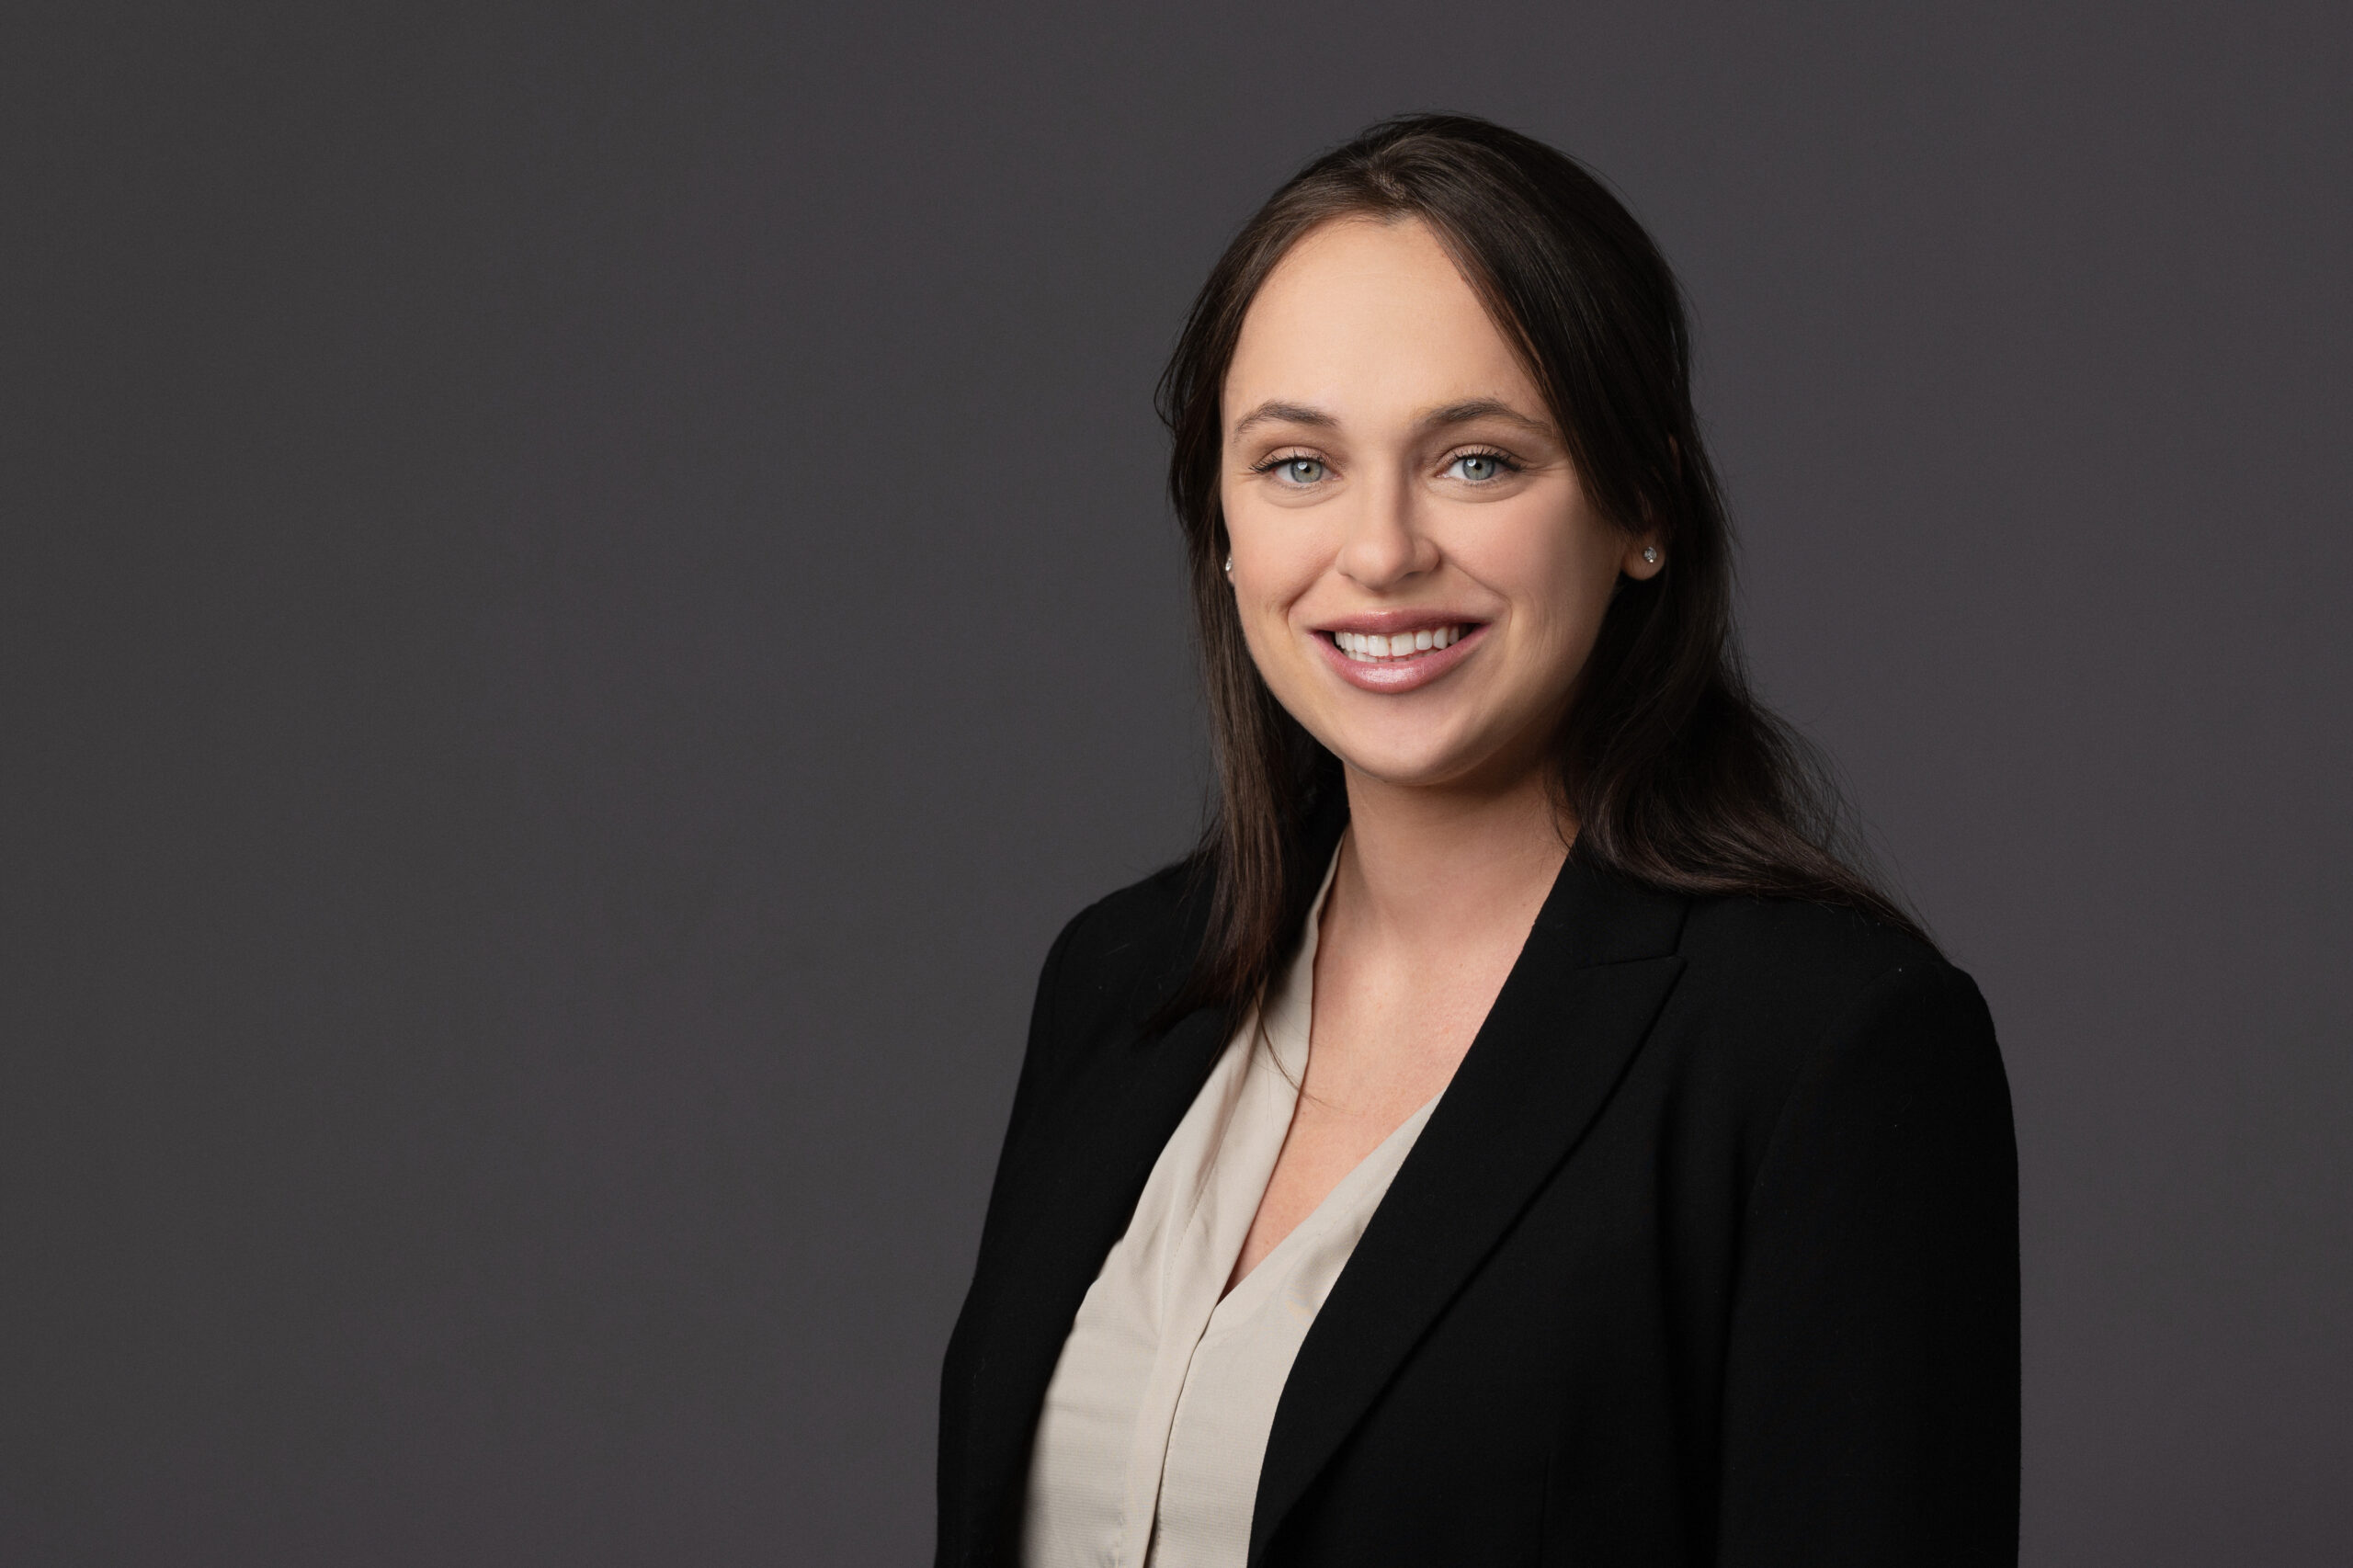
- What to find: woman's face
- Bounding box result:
[1221,216,1660,793]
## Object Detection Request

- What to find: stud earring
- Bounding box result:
[1642,546,1660,564]
[1223,556,1233,574]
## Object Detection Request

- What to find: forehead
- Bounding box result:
[1223,215,1539,426]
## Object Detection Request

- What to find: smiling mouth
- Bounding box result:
[1326,624,1474,662]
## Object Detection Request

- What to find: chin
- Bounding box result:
[1312,699,1558,792]
[1322,733,1495,790]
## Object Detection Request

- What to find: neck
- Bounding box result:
[1331,761,1571,950]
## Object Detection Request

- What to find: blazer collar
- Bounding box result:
[1245,846,1689,1564]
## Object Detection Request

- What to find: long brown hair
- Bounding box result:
[1153,113,1926,1028]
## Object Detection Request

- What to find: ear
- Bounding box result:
[1620,479,1668,580]
[1620,442,1689,582]
[1620,528,1665,581]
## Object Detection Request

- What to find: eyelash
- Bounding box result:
[1247,447,1524,481]
[1446,447,1521,479]
[1250,450,1325,479]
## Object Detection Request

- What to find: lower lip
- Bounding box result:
[1313,625,1489,693]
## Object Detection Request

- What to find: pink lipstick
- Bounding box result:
[1311,612,1489,694]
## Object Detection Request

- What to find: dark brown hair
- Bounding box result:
[1154,113,1926,1026]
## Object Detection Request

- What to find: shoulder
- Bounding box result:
[1035,857,1211,1039]
[1668,903,2017,1288]
[1678,891,1946,1001]
[1654,891,2002,1111]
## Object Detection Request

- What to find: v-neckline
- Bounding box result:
[1216,1079,1445,1306]
[1216,839,1453,1303]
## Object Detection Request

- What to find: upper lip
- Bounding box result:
[1311,609,1486,636]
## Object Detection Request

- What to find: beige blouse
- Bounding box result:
[1020,851,1444,1568]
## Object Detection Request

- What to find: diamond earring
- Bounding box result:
[1642,546,1660,564]
[1223,556,1233,574]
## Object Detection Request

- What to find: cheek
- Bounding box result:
[1223,491,1325,606]
[1452,498,1625,698]
[1220,493,1308,667]
[1457,497,1613,619]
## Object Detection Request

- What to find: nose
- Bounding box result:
[1335,468,1438,591]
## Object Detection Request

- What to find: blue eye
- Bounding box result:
[1272,457,1326,485]
[1449,452,1511,483]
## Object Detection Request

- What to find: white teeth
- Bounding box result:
[1333,625,1468,661]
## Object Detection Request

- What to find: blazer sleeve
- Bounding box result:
[937,903,1094,1568]
[1715,960,2020,1567]
[963,898,1098,1282]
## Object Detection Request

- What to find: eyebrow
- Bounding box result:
[1228,396,1555,440]
[1417,397,1555,437]
[1229,400,1338,437]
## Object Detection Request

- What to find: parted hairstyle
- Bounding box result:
[1153,113,1927,1029]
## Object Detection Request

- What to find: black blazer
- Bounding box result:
[938,827,2018,1567]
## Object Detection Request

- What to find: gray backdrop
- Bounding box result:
[4,2,2346,1562]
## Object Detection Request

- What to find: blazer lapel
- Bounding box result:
[955,999,1232,1562]
[1246,857,1689,1565]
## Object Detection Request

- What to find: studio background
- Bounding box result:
[5,3,2346,1562]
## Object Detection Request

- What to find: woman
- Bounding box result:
[938,115,2018,1567]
